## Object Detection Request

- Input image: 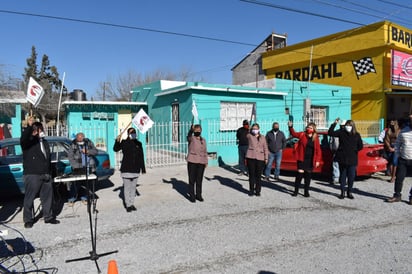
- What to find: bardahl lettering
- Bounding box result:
[391,26,412,48]
[275,62,342,81]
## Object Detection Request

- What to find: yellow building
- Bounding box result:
[262,21,412,121]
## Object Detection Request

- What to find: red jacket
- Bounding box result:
[289,126,321,166]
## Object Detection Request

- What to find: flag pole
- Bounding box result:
[56,72,66,136]
[117,120,133,140]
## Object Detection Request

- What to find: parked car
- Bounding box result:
[0,136,114,196]
[274,132,387,177]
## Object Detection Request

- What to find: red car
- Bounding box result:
[275,132,387,177]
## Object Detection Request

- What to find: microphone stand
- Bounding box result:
[66,140,118,273]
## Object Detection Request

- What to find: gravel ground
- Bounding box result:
[1,165,411,274]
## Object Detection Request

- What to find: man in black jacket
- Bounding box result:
[20,118,60,228]
[236,120,249,175]
[264,122,286,181]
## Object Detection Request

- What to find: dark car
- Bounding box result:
[0,136,114,196]
[274,132,387,177]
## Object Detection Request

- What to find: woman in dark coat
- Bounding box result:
[113,128,146,212]
[328,118,363,199]
[186,124,208,203]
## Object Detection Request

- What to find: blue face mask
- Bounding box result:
[129,133,137,139]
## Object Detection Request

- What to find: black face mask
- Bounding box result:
[193,132,201,137]
[273,128,279,132]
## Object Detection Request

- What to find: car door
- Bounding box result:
[0,143,24,195]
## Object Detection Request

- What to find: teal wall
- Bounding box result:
[131,80,352,167]
[64,103,144,168]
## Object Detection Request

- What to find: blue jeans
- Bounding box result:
[339,164,356,192]
[238,145,248,173]
[265,150,283,177]
[393,157,412,197]
[332,160,340,182]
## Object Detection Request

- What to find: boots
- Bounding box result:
[303,172,311,197]
[339,189,345,199]
[347,191,354,199]
[292,173,303,197]
[292,184,299,196]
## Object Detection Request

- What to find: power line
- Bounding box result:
[240,0,365,26]
[0,9,258,47]
[376,0,412,10]
[313,0,412,26]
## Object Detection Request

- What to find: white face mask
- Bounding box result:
[345,126,352,132]
[38,131,46,138]
[251,129,259,135]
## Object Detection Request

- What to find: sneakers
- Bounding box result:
[68,201,75,207]
[24,222,33,228]
[386,196,401,203]
[196,196,204,202]
[263,176,270,182]
[81,200,88,205]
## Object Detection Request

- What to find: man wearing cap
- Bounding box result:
[236,120,249,175]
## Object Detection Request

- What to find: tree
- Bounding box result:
[0,65,24,118]
[95,67,204,101]
[22,46,67,123]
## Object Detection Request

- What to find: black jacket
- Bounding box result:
[328,123,363,166]
[113,138,146,174]
[265,130,286,153]
[20,126,51,175]
[236,127,249,146]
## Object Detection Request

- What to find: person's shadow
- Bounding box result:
[162,178,191,201]
[317,178,390,201]
[261,179,292,195]
[218,156,242,174]
[205,175,250,195]
[0,195,23,223]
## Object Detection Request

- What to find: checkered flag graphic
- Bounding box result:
[352,57,376,79]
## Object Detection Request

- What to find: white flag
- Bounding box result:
[26,77,45,107]
[192,99,199,122]
[132,108,154,134]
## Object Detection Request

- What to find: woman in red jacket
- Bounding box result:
[288,121,321,197]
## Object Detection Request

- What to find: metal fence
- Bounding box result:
[43,119,383,169]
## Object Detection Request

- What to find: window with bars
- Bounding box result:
[310,106,327,129]
[220,102,255,131]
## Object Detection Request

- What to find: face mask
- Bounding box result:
[129,133,137,139]
[345,126,352,132]
[273,128,279,132]
[306,128,314,134]
[193,132,201,137]
[38,131,46,138]
[251,129,259,135]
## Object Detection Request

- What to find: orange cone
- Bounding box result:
[107,259,119,274]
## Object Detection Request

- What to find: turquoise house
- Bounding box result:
[62,101,147,167]
[131,79,351,167]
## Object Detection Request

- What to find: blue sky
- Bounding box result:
[1,0,411,99]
